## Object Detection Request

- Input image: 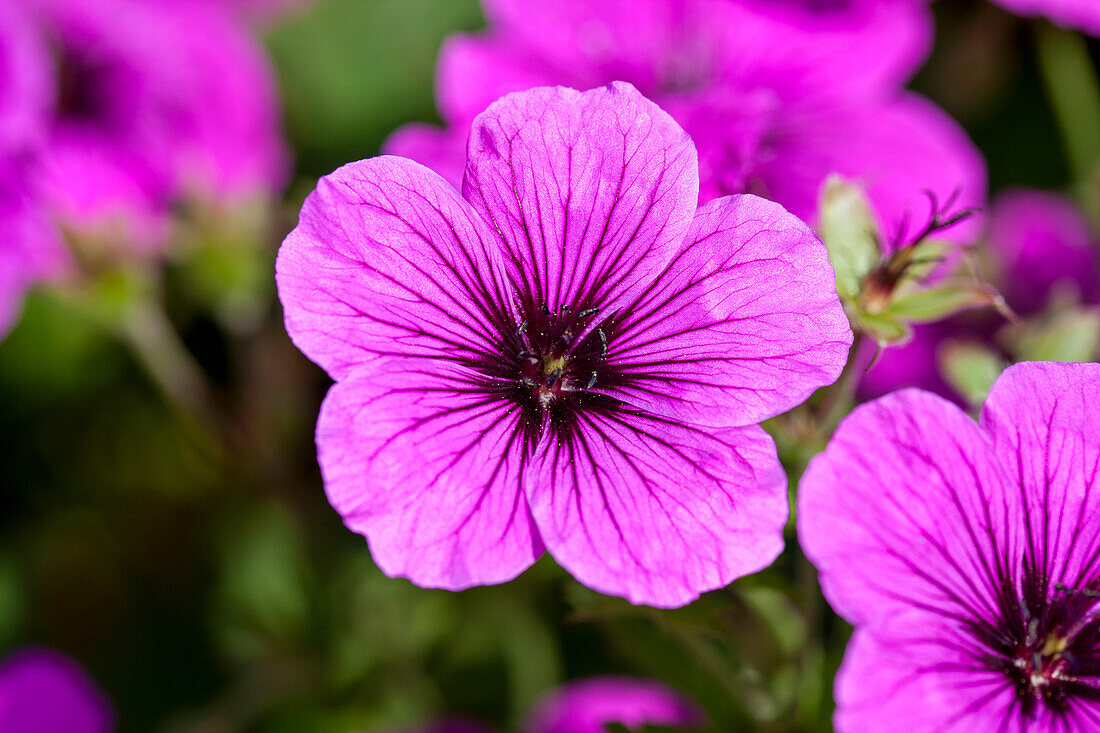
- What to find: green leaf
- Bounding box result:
[855,310,911,345]
[887,280,1004,324]
[817,175,882,299]
[1009,306,1100,362]
[940,341,1007,407]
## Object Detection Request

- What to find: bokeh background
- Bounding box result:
[1,1,1098,730]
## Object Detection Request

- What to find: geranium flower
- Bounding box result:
[860,189,1099,401]
[385,0,985,244]
[24,0,288,248]
[800,361,1100,731]
[0,648,112,732]
[991,0,1100,36]
[525,677,705,733]
[397,676,704,733]
[277,83,852,607]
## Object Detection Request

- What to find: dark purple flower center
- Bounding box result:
[976,568,1100,719]
[467,297,628,451]
[54,47,112,128]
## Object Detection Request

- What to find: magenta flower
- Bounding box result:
[989,189,1099,316]
[24,0,287,248]
[800,361,1100,731]
[525,676,705,733]
[0,648,112,732]
[992,0,1100,35]
[278,83,852,607]
[398,676,703,733]
[385,0,985,244]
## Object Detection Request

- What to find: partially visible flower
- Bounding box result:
[0,3,50,152]
[991,0,1100,36]
[395,677,704,733]
[278,83,852,607]
[386,0,985,245]
[24,0,288,249]
[526,676,705,733]
[0,648,113,732]
[223,0,314,23]
[989,189,1099,315]
[0,3,65,338]
[800,361,1100,731]
[860,188,1099,401]
[0,159,66,338]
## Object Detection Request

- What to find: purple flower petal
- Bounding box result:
[526,676,705,733]
[798,388,1015,626]
[0,3,51,152]
[989,189,1100,314]
[435,35,561,136]
[604,194,851,427]
[276,156,515,381]
[993,0,1100,36]
[526,417,786,608]
[382,123,469,193]
[759,93,986,243]
[834,617,1025,732]
[0,648,113,733]
[801,362,1100,729]
[317,357,544,590]
[463,83,699,316]
[979,361,1100,602]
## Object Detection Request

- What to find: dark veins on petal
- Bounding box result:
[457,284,636,455]
[892,448,1100,725]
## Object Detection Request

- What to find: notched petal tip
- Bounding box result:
[527,418,788,608]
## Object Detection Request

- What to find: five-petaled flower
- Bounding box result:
[800,361,1100,731]
[278,82,852,608]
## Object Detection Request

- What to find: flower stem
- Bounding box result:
[119,292,222,437]
[1036,22,1100,219]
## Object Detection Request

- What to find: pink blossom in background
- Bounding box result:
[992,0,1100,36]
[0,3,50,152]
[859,188,1099,402]
[525,676,705,733]
[224,0,314,23]
[989,189,1099,315]
[23,0,288,249]
[0,160,65,338]
[386,0,986,245]
[0,648,113,732]
[278,83,852,607]
[398,677,703,733]
[800,361,1100,731]
[0,4,64,338]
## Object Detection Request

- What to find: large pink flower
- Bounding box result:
[386,0,985,244]
[278,83,852,607]
[800,361,1100,731]
[0,648,112,732]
